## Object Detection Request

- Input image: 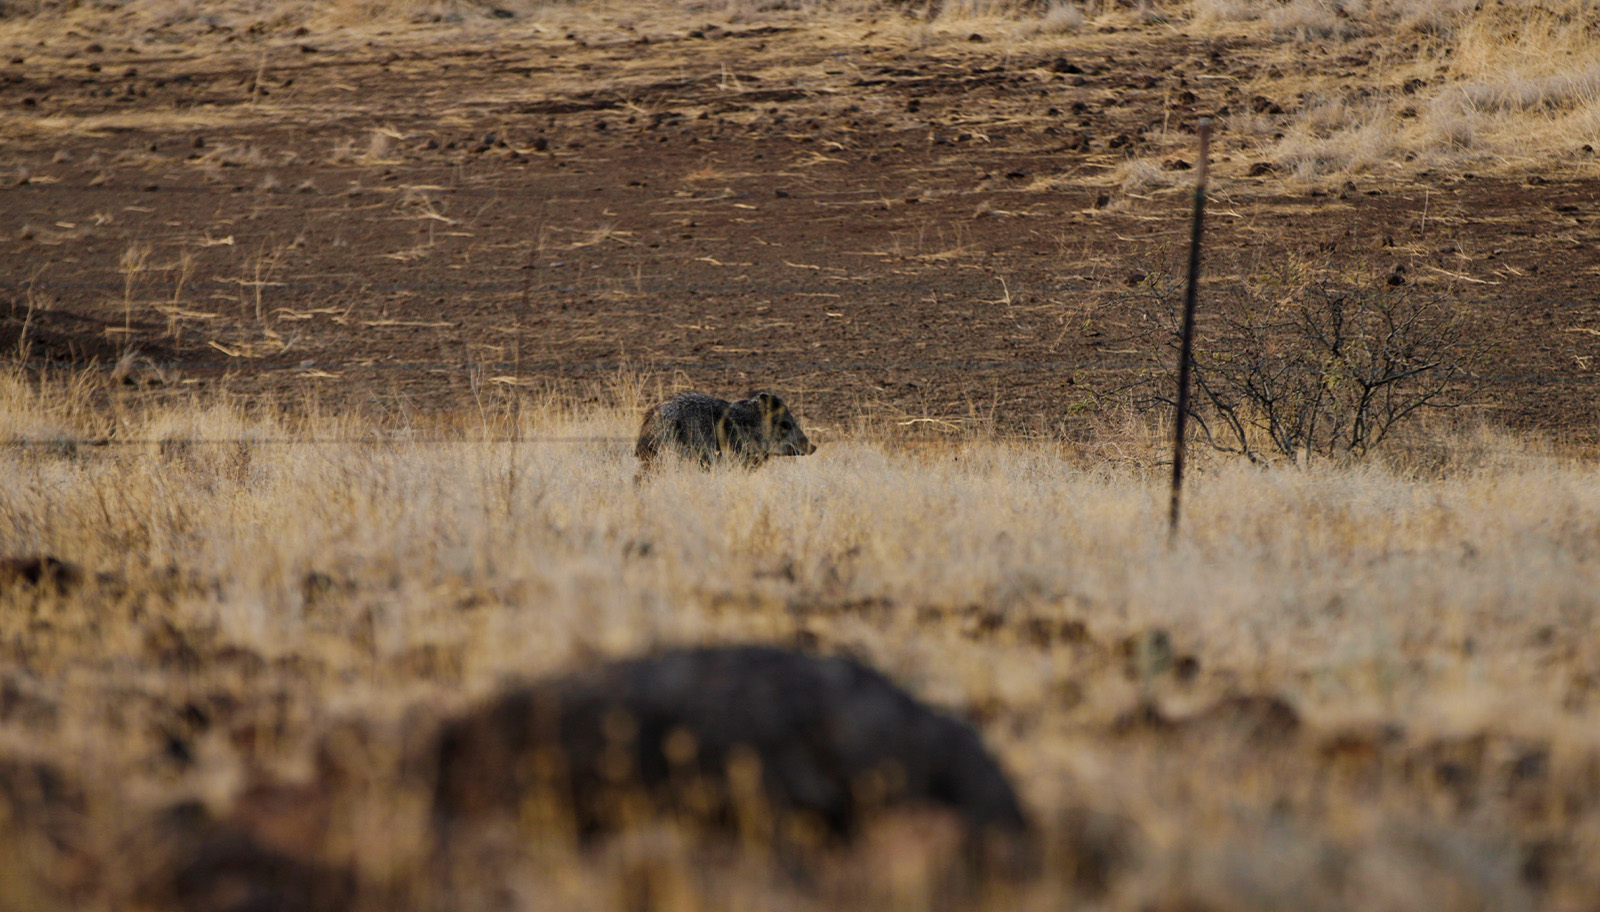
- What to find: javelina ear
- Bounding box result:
[753,391,781,413]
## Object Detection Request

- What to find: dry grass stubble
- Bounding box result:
[0,372,1598,907]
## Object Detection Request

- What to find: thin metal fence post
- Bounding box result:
[1168,119,1213,543]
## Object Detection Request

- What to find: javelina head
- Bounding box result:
[752,391,817,457]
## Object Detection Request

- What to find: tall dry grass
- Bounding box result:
[2,368,1598,908]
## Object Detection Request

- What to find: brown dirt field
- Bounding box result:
[2,12,1597,443]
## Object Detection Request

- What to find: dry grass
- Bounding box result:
[1184,0,1600,181]
[1,368,1598,909]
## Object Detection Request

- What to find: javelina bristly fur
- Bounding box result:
[430,645,1029,851]
[635,391,816,476]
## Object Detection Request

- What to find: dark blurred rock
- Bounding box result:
[429,645,1031,856]
[0,555,85,595]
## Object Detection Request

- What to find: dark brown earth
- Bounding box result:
[2,14,1596,443]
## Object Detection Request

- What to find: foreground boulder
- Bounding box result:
[430,644,1030,855]
[131,644,1033,911]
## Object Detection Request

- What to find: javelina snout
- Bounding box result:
[762,393,817,458]
[635,391,816,476]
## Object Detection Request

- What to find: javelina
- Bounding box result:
[430,645,1029,854]
[635,391,816,476]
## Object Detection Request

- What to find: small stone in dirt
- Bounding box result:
[774,188,790,198]
[191,135,205,148]
[1246,161,1275,176]
[1123,271,1147,287]
[1163,158,1191,171]
[968,32,986,41]
[1052,58,1083,74]
[1249,94,1281,114]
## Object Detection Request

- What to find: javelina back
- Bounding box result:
[635,391,816,476]
[430,645,1029,852]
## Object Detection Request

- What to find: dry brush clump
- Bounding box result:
[1186,0,1600,180]
[1120,258,1488,462]
[0,370,1598,909]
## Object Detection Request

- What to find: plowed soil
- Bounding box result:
[2,11,1597,441]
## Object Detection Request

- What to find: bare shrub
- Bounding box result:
[1124,262,1487,461]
